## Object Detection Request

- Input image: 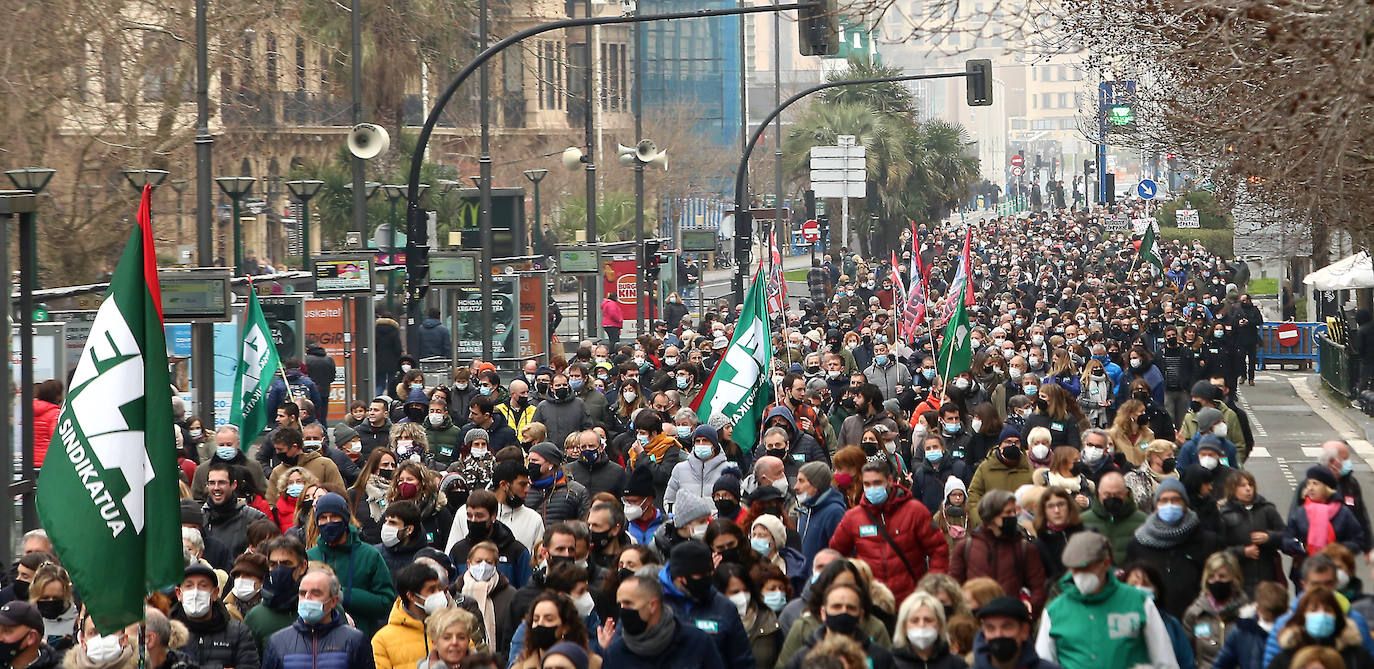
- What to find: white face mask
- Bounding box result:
[417,591,449,615]
[84,635,124,664]
[469,446,488,459]
[181,588,212,618]
[1031,444,1050,460]
[690,523,709,540]
[428,413,446,427]
[574,591,596,617]
[907,625,940,650]
[468,561,496,582]
[1082,446,1104,463]
[970,418,983,433]
[729,592,750,618]
[624,501,644,522]
[1339,569,1352,590]
[380,524,404,547]
[1212,423,1228,438]
[1072,570,1101,595]
[232,577,261,600]
[622,390,637,403]
[348,441,362,454]
[1199,455,1219,470]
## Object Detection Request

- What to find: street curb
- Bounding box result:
[1288,374,1374,465]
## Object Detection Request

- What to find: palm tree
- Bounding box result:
[817,57,916,118]
[551,192,649,243]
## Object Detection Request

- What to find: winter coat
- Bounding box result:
[371,598,429,669]
[864,359,913,405]
[1266,620,1374,669]
[829,483,949,602]
[740,605,782,669]
[1037,572,1172,669]
[203,500,269,558]
[970,637,1064,669]
[260,609,375,669]
[377,532,428,580]
[1219,497,1286,595]
[967,455,1033,511]
[458,411,518,453]
[449,519,532,589]
[1114,362,1166,407]
[912,458,972,512]
[305,524,398,637]
[1183,589,1250,669]
[1080,495,1147,566]
[265,369,325,428]
[1126,519,1223,619]
[783,625,895,669]
[796,487,848,571]
[354,419,393,459]
[266,451,345,502]
[950,528,1048,613]
[424,414,464,467]
[665,451,733,508]
[32,399,59,468]
[373,318,403,380]
[417,317,451,359]
[191,451,269,499]
[1123,467,1172,514]
[1281,497,1367,559]
[655,566,756,669]
[1033,523,1085,584]
[1021,413,1082,449]
[170,600,260,669]
[891,643,968,669]
[524,472,591,524]
[566,455,628,499]
[303,345,336,401]
[839,411,900,452]
[1211,616,1267,669]
[531,394,592,449]
[598,610,727,669]
[763,406,831,483]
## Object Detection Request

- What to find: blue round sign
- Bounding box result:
[1137,179,1158,200]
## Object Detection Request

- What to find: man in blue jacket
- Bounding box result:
[601,573,725,668]
[794,461,846,573]
[656,541,755,669]
[261,569,375,669]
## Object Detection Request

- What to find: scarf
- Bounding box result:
[623,604,678,657]
[630,432,677,467]
[1133,507,1201,549]
[461,569,498,648]
[1304,498,1340,555]
[1047,471,1081,492]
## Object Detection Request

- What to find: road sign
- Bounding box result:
[1137,179,1158,200]
[1277,322,1300,347]
[1176,208,1200,229]
[1010,155,1024,168]
[802,219,820,242]
[1011,166,1024,177]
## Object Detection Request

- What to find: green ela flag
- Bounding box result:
[691,267,773,452]
[231,290,280,447]
[940,298,973,382]
[1140,223,1164,270]
[36,185,183,633]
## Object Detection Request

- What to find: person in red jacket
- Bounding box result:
[949,488,1049,615]
[601,295,624,348]
[32,380,62,468]
[829,459,949,602]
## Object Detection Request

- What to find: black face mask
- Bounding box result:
[547,555,574,571]
[589,529,613,551]
[617,567,635,582]
[11,581,28,602]
[527,462,546,481]
[1189,400,1203,413]
[1206,580,1233,601]
[0,636,24,664]
[946,505,965,518]
[506,490,525,507]
[36,599,67,620]
[1161,457,1177,474]
[824,612,860,636]
[1000,445,1022,464]
[1133,391,1150,403]
[618,604,649,635]
[999,516,1019,537]
[536,381,551,395]
[467,520,491,542]
[861,441,880,457]
[1102,496,1126,516]
[528,624,559,650]
[264,566,300,609]
[715,499,740,519]
[840,397,856,411]
[685,575,714,602]
[553,387,571,401]
[717,546,742,565]
[987,636,1020,663]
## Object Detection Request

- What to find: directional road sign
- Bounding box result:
[1137,179,1158,200]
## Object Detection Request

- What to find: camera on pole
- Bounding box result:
[965,59,992,107]
[798,0,838,56]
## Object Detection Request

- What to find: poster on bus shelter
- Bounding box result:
[455,276,519,358]
[303,297,351,420]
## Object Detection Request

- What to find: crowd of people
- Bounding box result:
[7,208,1372,669]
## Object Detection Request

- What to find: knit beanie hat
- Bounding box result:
[713,471,742,498]
[668,540,714,578]
[530,441,564,465]
[314,492,349,521]
[672,494,713,526]
[1196,407,1223,433]
[464,428,490,446]
[997,425,1021,443]
[798,461,833,492]
[1155,477,1187,502]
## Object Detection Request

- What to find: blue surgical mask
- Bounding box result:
[478,386,493,396]
[569,377,584,391]
[676,426,691,439]
[763,590,787,612]
[1305,611,1336,639]
[637,434,650,446]
[943,422,959,435]
[1156,503,1184,524]
[925,450,943,464]
[874,354,889,366]
[1023,385,1038,396]
[410,383,423,391]
[1342,459,1354,476]
[694,444,714,460]
[864,485,889,505]
[922,368,936,380]
[677,377,690,389]
[285,483,305,498]
[750,537,773,555]
[216,445,237,461]
[298,598,326,624]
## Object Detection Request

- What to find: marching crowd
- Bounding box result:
[7,206,1374,669]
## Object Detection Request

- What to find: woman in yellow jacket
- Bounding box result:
[372,562,449,669]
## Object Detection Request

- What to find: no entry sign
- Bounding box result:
[1277,322,1300,347]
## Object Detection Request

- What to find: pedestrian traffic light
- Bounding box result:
[1083,159,1095,175]
[798,0,838,56]
[965,59,992,107]
[1104,173,1116,204]
[804,189,816,221]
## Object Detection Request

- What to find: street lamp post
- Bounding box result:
[168,179,189,241]
[122,169,170,191]
[382,185,405,315]
[286,180,325,271]
[523,169,548,257]
[6,168,55,292]
[0,190,38,533]
[215,176,256,275]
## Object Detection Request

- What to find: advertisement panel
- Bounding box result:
[303,297,351,420]
[454,276,519,358]
[518,275,547,360]
[601,257,643,321]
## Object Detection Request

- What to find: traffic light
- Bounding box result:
[644,240,662,281]
[1104,173,1116,204]
[1083,159,1095,175]
[797,0,838,56]
[804,189,816,221]
[965,59,992,107]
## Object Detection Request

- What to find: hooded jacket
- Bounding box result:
[524,471,591,525]
[303,345,336,401]
[912,456,972,512]
[370,598,429,669]
[424,412,464,466]
[458,410,517,453]
[448,519,532,589]
[665,427,734,507]
[796,487,847,571]
[203,499,269,558]
[760,406,829,483]
[829,483,949,603]
[656,566,756,669]
[305,524,398,638]
[260,608,374,669]
[417,317,451,359]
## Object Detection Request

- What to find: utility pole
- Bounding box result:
[772,1,783,276]
[479,0,494,361]
[634,18,647,332]
[193,0,214,430]
[585,0,598,342]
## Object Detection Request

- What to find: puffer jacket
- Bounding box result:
[370,598,429,669]
[305,524,398,638]
[796,487,847,571]
[1182,589,1250,669]
[32,399,59,468]
[531,393,592,449]
[565,454,628,499]
[260,608,375,669]
[524,471,590,524]
[950,527,1048,614]
[203,499,268,557]
[656,566,756,669]
[1211,616,1266,669]
[1266,620,1374,669]
[665,450,734,508]
[424,413,464,467]
[829,483,949,602]
[762,406,830,482]
[170,600,260,669]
